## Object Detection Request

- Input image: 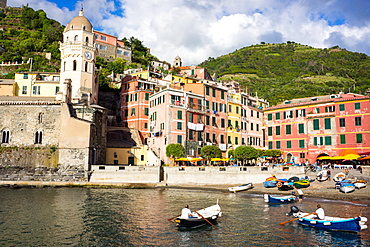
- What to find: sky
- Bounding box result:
[9,0,370,66]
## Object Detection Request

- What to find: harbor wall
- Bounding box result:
[89,165,306,185]
[89,165,161,183]
[162,166,306,185]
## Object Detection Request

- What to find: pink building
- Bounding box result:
[264,93,370,164]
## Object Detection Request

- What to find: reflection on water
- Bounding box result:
[0,187,369,246]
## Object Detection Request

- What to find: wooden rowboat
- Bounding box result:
[174,203,222,229]
[264,194,296,204]
[288,206,368,232]
[228,182,253,193]
[353,180,367,189]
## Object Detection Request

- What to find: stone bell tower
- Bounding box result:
[58,9,98,104]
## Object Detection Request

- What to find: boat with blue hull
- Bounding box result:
[263,180,277,188]
[264,194,296,204]
[288,206,368,232]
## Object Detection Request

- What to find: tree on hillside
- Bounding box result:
[200,146,222,165]
[234,146,258,165]
[166,144,185,160]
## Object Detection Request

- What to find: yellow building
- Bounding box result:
[227,92,242,153]
[14,72,60,97]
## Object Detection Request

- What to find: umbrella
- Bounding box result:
[331,156,345,160]
[358,156,370,160]
[175,158,190,161]
[190,158,202,162]
[339,149,359,156]
[317,156,330,160]
[211,158,223,161]
[343,154,360,160]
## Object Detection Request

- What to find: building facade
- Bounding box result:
[264,93,370,164]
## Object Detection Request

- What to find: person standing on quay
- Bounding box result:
[295,189,304,203]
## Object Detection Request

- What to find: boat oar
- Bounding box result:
[279,212,315,225]
[195,211,219,229]
[167,214,181,221]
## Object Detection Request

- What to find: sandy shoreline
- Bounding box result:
[0,178,369,201]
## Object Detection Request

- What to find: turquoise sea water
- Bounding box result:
[0,187,369,246]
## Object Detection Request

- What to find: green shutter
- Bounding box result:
[276,141,281,149]
[287,141,291,149]
[325,136,331,145]
[299,140,304,148]
[325,118,331,129]
[313,119,319,130]
[268,127,272,136]
[268,114,272,120]
[339,104,345,111]
[275,112,280,120]
[340,135,346,144]
[276,126,280,135]
[355,102,360,109]
[268,142,273,149]
[286,125,291,134]
[356,134,362,143]
[145,93,149,100]
[177,111,182,119]
[314,137,317,146]
[298,123,304,134]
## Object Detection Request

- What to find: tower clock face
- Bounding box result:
[84,51,92,60]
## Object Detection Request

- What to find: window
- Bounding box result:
[325,136,331,145]
[356,134,362,143]
[23,74,28,79]
[177,135,182,144]
[101,36,107,41]
[205,87,209,96]
[275,112,280,120]
[313,119,319,130]
[213,134,217,143]
[34,130,42,144]
[229,105,232,113]
[268,127,272,136]
[221,119,225,128]
[145,93,149,100]
[236,106,239,114]
[276,141,281,149]
[177,111,182,120]
[286,125,291,135]
[55,86,59,95]
[276,126,280,135]
[189,113,193,122]
[298,123,304,134]
[84,62,88,72]
[339,118,345,127]
[235,137,238,145]
[144,108,149,116]
[268,142,273,149]
[220,134,224,144]
[206,116,210,125]
[131,108,136,116]
[250,123,253,130]
[339,104,345,111]
[355,117,362,126]
[324,118,331,129]
[99,45,107,51]
[189,130,194,140]
[198,132,202,141]
[287,141,291,149]
[228,120,232,127]
[221,91,225,99]
[22,86,27,94]
[325,106,335,112]
[299,140,304,148]
[340,134,346,144]
[212,88,216,97]
[268,114,272,120]
[355,102,360,110]
[212,117,216,127]
[227,136,231,144]
[32,86,40,95]
[1,130,10,143]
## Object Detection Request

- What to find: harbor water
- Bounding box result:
[0,187,369,246]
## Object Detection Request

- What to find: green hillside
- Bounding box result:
[199,42,370,105]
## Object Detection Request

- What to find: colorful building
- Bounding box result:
[264,93,370,164]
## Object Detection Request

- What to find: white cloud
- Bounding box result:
[8,0,370,65]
